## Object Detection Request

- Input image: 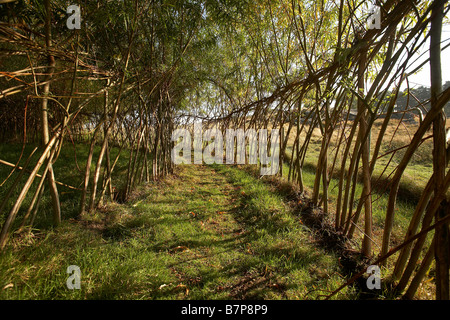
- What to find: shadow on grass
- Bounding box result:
[226,164,385,299]
[90,165,345,299]
[155,165,349,299]
[0,164,354,300]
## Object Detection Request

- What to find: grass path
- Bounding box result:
[0,164,354,300]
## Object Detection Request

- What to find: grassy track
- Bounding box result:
[0,164,355,300]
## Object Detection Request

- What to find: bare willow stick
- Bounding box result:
[0,148,38,216]
[393,173,435,280]
[97,141,125,207]
[86,36,134,212]
[0,130,60,251]
[17,142,59,232]
[0,95,29,188]
[0,159,80,190]
[333,163,450,299]
[396,177,448,291]
[381,86,450,259]
[429,0,448,300]
[41,0,61,227]
[325,211,450,300]
[79,120,104,215]
[403,238,435,299]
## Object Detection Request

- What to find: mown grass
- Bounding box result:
[0,163,356,300]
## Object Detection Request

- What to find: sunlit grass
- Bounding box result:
[0,163,355,300]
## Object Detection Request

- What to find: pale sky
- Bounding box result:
[400,23,450,90]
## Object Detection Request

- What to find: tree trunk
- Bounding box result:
[79,124,102,215]
[430,0,449,299]
[42,0,61,226]
[358,46,373,258]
